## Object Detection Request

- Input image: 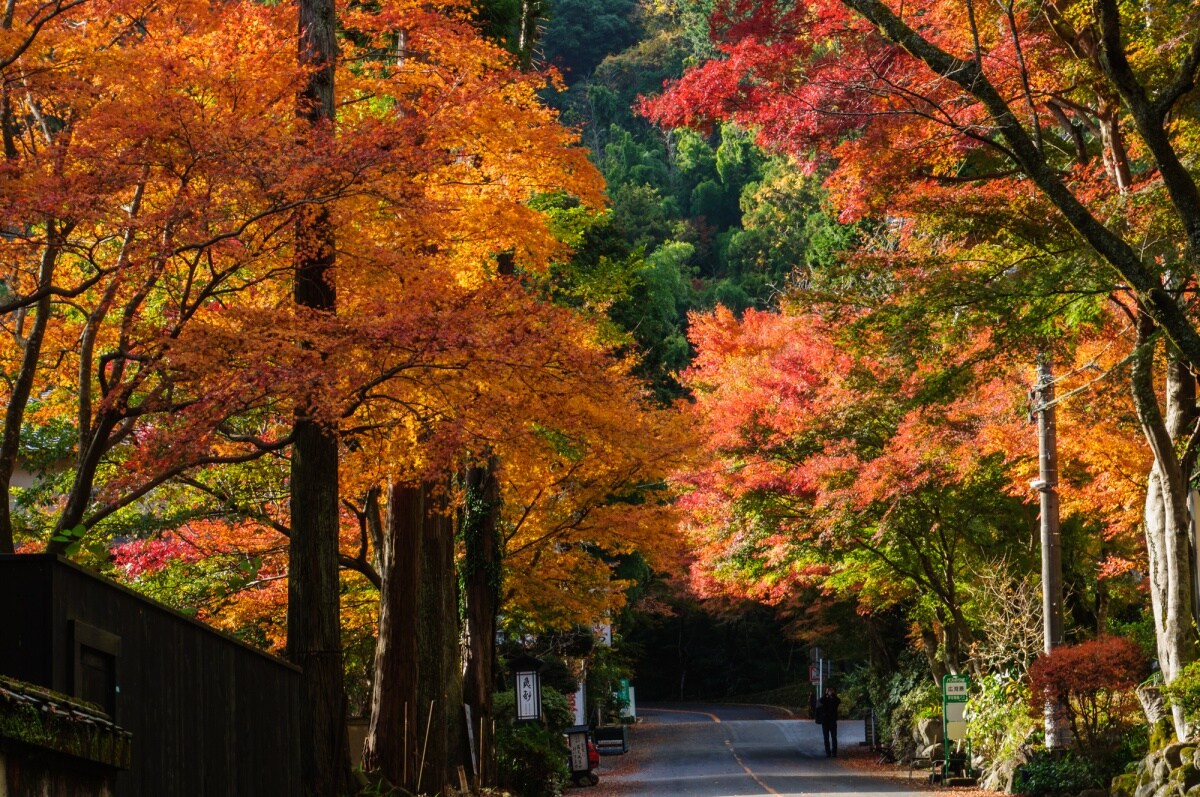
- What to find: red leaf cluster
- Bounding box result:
[1027,637,1147,752]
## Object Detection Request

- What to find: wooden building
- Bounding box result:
[0,554,300,796]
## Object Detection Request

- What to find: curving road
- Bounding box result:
[595,703,928,797]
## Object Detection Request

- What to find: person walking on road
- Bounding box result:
[817,686,840,757]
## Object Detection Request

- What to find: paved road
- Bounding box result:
[596,703,928,797]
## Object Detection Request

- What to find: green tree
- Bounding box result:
[543,0,641,83]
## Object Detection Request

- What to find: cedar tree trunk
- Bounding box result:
[416,480,465,795]
[461,460,502,787]
[364,481,466,793]
[288,0,352,792]
[363,483,423,790]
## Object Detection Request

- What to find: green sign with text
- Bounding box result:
[942,674,969,743]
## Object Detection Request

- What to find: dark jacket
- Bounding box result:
[817,694,840,728]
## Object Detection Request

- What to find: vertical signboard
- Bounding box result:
[567,727,590,773]
[573,680,587,726]
[516,671,541,722]
[616,678,636,720]
[942,673,969,741]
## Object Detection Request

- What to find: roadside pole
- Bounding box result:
[1032,358,1070,748]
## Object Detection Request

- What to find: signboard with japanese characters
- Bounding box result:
[942,674,969,741]
[516,671,541,722]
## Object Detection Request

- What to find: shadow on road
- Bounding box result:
[589,703,942,797]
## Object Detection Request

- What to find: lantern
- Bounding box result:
[510,654,544,723]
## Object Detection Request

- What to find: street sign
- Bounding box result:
[809,663,820,684]
[943,675,969,702]
[942,674,969,741]
[941,673,971,779]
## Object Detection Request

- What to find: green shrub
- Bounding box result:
[837,664,884,720]
[866,651,938,746]
[968,672,1038,768]
[586,644,634,725]
[1114,722,1149,773]
[1013,750,1104,795]
[1163,661,1200,730]
[896,679,941,722]
[494,688,571,797]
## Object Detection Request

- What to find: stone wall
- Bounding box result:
[1111,742,1200,797]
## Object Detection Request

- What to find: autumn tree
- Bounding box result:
[1028,637,1147,756]
[0,4,686,795]
[0,2,348,563]
[342,278,686,792]
[644,0,1200,735]
[674,306,1043,679]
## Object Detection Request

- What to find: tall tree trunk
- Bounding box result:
[1098,101,1133,193]
[516,0,546,69]
[364,481,466,793]
[289,421,352,796]
[920,625,947,684]
[289,0,350,792]
[416,481,465,795]
[364,483,423,790]
[45,410,121,554]
[1095,559,1110,635]
[1132,317,1198,740]
[461,460,502,787]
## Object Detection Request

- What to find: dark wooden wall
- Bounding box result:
[0,554,301,796]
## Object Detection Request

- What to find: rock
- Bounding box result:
[1171,762,1200,792]
[981,755,1023,794]
[1078,788,1108,797]
[1155,757,1174,786]
[914,718,944,747]
[1166,743,1193,769]
[985,749,1032,794]
[1112,773,1139,797]
[1139,684,1171,726]
[1140,781,1164,797]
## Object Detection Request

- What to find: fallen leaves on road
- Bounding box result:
[835,745,1005,797]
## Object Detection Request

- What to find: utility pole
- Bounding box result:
[1031,358,1070,748]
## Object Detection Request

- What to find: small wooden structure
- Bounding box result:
[0,554,300,796]
[0,675,131,796]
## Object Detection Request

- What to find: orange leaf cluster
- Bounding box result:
[0,0,686,638]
